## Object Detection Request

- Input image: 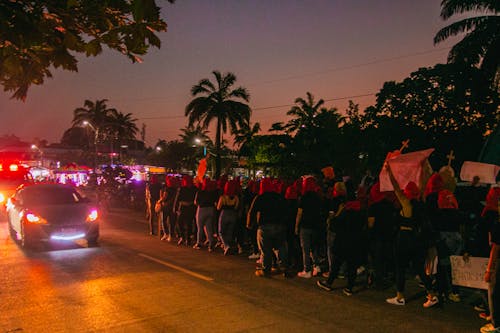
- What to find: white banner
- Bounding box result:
[450,255,488,290]
[460,161,500,185]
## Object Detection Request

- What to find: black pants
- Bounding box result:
[326,230,357,289]
[178,205,196,242]
[394,230,433,293]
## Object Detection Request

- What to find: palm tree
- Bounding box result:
[285,92,325,135]
[185,70,251,178]
[72,99,118,143]
[179,124,211,149]
[108,112,138,161]
[234,122,260,157]
[109,112,139,142]
[434,0,500,87]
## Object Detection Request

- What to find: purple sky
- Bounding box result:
[0,0,462,147]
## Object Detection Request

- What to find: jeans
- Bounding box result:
[196,206,215,247]
[219,209,238,250]
[257,224,288,272]
[437,231,463,296]
[299,227,320,272]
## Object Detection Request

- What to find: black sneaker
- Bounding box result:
[343,288,353,296]
[317,280,333,291]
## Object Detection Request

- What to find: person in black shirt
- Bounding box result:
[161,176,180,242]
[146,175,162,235]
[295,176,323,278]
[174,175,197,246]
[367,182,397,289]
[193,178,218,251]
[247,178,290,277]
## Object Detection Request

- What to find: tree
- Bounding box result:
[185,70,251,179]
[179,124,211,152]
[60,126,90,148]
[434,0,500,87]
[72,99,117,144]
[109,112,139,142]
[0,0,175,100]
[279,92,345,173]
[364,63,499,168]
[234,122,260,157]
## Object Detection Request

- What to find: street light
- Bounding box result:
[82,121,99,174]
[30,144,43,167]
[194,138,207,156]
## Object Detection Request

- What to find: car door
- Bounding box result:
[7,189,24,234]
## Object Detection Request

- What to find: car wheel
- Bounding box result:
[20,222,36,249]
[87,237,99,247]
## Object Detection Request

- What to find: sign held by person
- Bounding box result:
[450,255,488,290]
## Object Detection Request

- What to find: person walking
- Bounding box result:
[481,187,500,333]
[295,176,323,278]
[174,175,197,246]
[217,179,240,255]
[146,175,162,236]
[247,178,290,277]
[384,163,437,307]
[193,178,218,251]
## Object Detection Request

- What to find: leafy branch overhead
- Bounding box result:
[0,0,174,100]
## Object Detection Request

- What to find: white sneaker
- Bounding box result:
[297,271,312,278]
[386,296,405,305]
[313,265,322,277]
[248,253,260,260]
[423,295,439,308]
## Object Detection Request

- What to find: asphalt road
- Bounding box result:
[0,207,485,333]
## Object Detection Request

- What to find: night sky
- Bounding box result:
[0,0,462,147]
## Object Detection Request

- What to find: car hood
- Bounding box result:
[28,204,94,226]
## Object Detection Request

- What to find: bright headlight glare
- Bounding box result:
[87,209,98,222]
[26,212,47,224]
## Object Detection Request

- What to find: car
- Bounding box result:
[6,183,100,249]
[0,162,33,210]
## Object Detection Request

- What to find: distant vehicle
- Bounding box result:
[0,162,33,209]
[6,183,100,249]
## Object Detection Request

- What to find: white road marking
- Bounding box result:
[138,253,214,281]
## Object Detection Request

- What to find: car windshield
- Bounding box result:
[23,187,84,205]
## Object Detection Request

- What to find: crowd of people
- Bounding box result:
[143,161,499,333]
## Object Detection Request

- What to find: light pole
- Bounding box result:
[194,138,207,156]
[83,121,99,174]
[30,144,43,167]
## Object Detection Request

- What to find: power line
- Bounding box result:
[136,92,376,120]
[249,47,451,85]
[136,47,451,120]
[253,93,376,112]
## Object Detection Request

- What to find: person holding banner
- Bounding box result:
[384,162,438,307]
[481,187,500,333]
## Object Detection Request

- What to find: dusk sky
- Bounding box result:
[0,0,463,147]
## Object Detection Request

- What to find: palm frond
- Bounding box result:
[434,16,493,43]
[440,0,499,20]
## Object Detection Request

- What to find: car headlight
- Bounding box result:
[86,209,98,222]
[25,212,48,224]
[0,193,5,204]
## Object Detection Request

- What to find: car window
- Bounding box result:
[23,187,83,205]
